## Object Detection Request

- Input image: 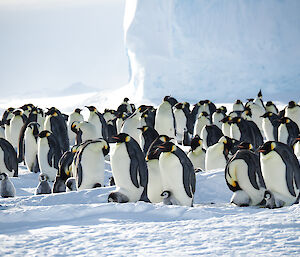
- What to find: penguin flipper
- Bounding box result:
[77,162,83,188]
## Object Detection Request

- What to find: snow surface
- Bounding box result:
[125,0,300,103]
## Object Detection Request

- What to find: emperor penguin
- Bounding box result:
[117,97,133,115]
[65,177,77,191]
[146,134,174,157]
[0,172,16,198]
[182,102,193,135]
[9,109,26,151]
[232,100,244,112]
[278,117,300,146]
[1,107,15,125]
[161,191,181,206]
[103,109,117,123]
[0,138,18,177]
[44,107,69,152]
[187,135,206,171]
[220,116,232,137]
[261,112,280,141]
[145,148,163,203]
[57,145,77,182]
[24,122,40,173]
[86,106,108,141]
[37,107,45,127]
[35,173,52,195]
[52,175,66,193]
[108,133,149,203]
[284,101,300,129]
[265,101,278,114]
[229,117,263,150]
[193,112,211,138]
[138,126,159,156]
[116,112,129,134]
[258,141,300,207]
[212,108,226,130]
[68,108,84,145]
[292,135,300,158]
[38,130,63,182]
[73,139,109,190]
[154,96,177,138]
[253,89,265,109]
[157,141,195,207]
[200,124,223,150]
[71,121,98,145]
[173,103,188,144]
[244,101,265,132]
[140,106,156,128]
[205,136,233,172]
[225,142,266,206]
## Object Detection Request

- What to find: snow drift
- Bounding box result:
[125,0,300,103]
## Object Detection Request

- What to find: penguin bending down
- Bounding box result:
[73,139,109,190]
[205,136,233,172]
[0,138,18,177]
[58,145,76,182]
[146,134,174,158]
[187,135,206,171]
[0,173,16,198]
[35,173,52,195]
[157,142,195,207]
[261,112,280,141]
[200,124,223,150]
[109,133,149,203]
[225,142,266,206]
[154,96,177,138]
[138,126,159,156]
[38,130,63,182]
[24,122,40,173]
[258,141,300,207]
[278,117,299,147]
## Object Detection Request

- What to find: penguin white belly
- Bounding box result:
[229,159,264,205]
[147,159,163,203]
[222,123,231,137]
[121,116,141,143]
[205,143,226,172]
[262,118,275,141]
[0,150,14,177]
[78,150,105,190]
[159,153,192,206]
[68,114,83,145]
[188,148,205,170]
[43,116,51,131]
[278,125,288,144]
[111,143,143,202]
[212,113,223,129]
[139,134,145,152]
[285,108,300,129]
[230,124,241,141]
[155,103,175,138]
[174,110,186,143]
[261,151,298,205]
[5,124,11,144]
[24,130,38,172]
[200,127,208,150]
[89,116,103,138]
[38,139,57,182]
[116,119,124,134]
[193,118,209,137]
[294,142,300,158]
[10,118,24,150]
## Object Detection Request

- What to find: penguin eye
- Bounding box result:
[125,136,130,142]
[271,142,276,150]
[171,145,177,152]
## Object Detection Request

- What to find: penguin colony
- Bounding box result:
[0,91,300,209]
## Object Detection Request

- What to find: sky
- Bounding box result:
[0,0,129,98]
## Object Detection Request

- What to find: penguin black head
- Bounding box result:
[158,135,173,143]
[137,126,149,133]
[257,89,262,98]
[123,97,129,103]
[278,117,291,124]
[257,141,277,155]
[85,106,97,112]
[111,133,131,143]
[174,103,184,110]
[190,135,202,151]
[161,190,171,199]
[260,112,274,118]
[74,108,82,114]
[288,101,296,108]
[163,96,178,106]
[228,117,243,124]
[20,104,30,111]
[157,142,177,153]
[183,102,190,110]
[199,111,209,118]
[247,98,254,102]
[39,130,51,138]
[266,101,273,107]
[235,99,242,105]
[45,108,59,117]
[0,172,8,180]
[264,190,272,200]
[39,174,49,182]
[215,108,222,113]
[237,141,253,151]
[28,122,40,138]
[243,107,252,117]
[7,107,15,112]
[12,109,22,116]
[71,121,79,134]
[220,116,231,123]
[137,105,149,113]
[219,106,227,114]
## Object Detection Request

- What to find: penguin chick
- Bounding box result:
[0,172,16,198]
[264,190,285,209]
[36,174,52,195]
[108,191,129,203]
[161,190,181,206]
[65,177,77,192]
[52,175,66,193]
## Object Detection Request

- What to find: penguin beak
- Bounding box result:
[137,127,143,131]
[257,146,265,153]
[157,145,165,149]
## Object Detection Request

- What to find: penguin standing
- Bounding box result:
[244,101,265,132]
[138,126,159,156]
[9,109,26,151]
[193,112,210,138]
[145,148,163,203]
[140,107,156,128]
[173,103,187,144]
[0,138,18,177]
[1,107,15,126]
[232,100,244,112]
[261,112,280,141]
[154,96,177,138]
[24,122,40,173]
[200,124,223,150]
[0,172,16,198]
[86,106,108,141]
[265,101,278,114]
[225,142,266,206]
[253,89,265,109]
[157,142,195,207]
[187,135,206,171]
[284,101,300,129]
[68,108,84,145]
[38,130,63,182]
[73,139,109,190]
[108,133,149,203]
[278,117,299,146]
[212,108,226,130]
[258,141,300,207]
[35,174,52,195]
[117,97,133,115]
[205,136,233,172]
